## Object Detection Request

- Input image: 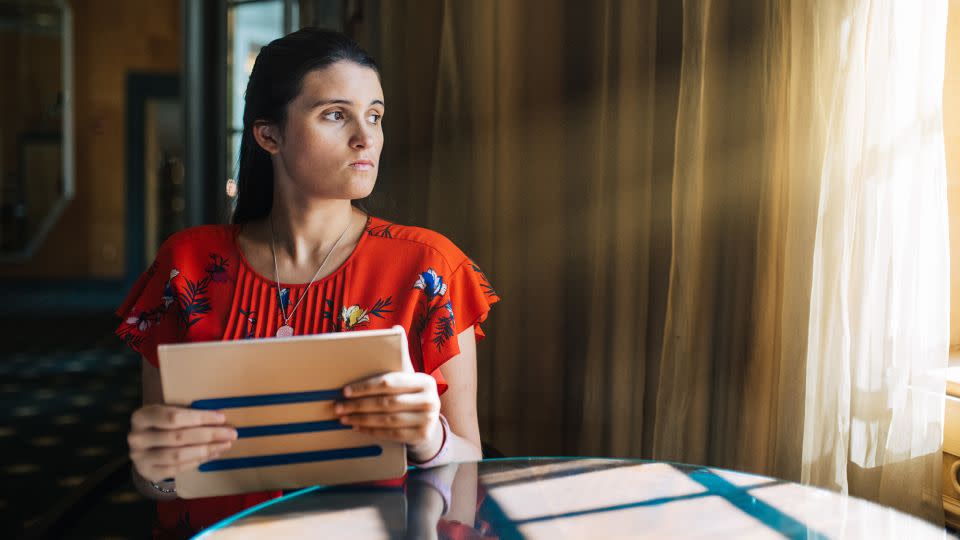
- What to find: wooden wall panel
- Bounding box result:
[0,0,181,280]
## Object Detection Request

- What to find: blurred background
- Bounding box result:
[2,0,960,538]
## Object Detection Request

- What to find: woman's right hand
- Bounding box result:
[128,404,238,483]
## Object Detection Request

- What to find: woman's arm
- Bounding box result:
[433,326,483,462]
[337,326,484,466]
[404,326,482,464]
[131,358,177,501]
[129,358,236,500]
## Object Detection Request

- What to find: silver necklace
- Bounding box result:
[269,214,351,337]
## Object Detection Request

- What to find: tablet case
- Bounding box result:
[158,325,411,499]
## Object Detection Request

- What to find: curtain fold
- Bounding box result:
[574,0,661,458]
[362,0,951,523]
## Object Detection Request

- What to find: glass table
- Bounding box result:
[195,457,949,539]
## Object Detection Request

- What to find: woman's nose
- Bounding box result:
[350,123,376,149]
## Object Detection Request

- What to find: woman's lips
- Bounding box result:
[348,160,375,170]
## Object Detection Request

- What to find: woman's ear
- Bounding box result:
[251,121,281,155]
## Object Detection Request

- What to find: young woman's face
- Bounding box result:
[274,61,384,200]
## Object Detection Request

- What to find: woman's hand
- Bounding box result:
[336,372,442,455]
[128,404,238,483]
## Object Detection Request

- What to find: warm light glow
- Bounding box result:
[486,463,707,522]
[211,506,392,539]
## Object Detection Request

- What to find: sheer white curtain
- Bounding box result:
[800,0,951,522]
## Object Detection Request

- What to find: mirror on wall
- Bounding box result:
[0,0,74,261]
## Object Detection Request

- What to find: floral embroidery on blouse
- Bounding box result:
[432,301,456,351]
[118,252,232,340]
[341,305,370,330]
[414,268,447,300]
[322,298,336,323]
[411,267,457,350]
[366,223,394,238]
[205,253,230,283]
[177,275,213,328]
[238,307,258,339]
[162,269,180,307]
[340,297,394,331]
[125,307,163,333]
[470,262,498,298]
[176,253,231,328]
[119,267,182,346]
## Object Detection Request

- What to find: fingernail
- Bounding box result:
[334,404,344,414]
[216,412,227,422]
[340,416,351,425]
[228,430,238,440]
[342,387,352,397]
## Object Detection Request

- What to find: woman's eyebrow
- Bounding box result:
[309,98,385,109]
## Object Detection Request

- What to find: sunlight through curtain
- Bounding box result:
[365,0,951,522]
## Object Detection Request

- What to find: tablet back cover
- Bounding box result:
[158,326,409,498]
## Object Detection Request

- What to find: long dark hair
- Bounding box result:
[232,28,380,225]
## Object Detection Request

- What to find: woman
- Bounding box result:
[116,28,498,538]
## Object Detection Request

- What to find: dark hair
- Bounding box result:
[232,28,380,224]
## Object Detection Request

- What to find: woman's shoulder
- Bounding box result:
[364,216,470,272]
[155,224,237,259]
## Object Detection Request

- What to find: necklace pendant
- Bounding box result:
[276,325,294,338]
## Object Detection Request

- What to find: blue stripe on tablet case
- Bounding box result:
[235,420,349,438]
[190,389,373,472]
[191,389,343,410]
[199,445,383,472]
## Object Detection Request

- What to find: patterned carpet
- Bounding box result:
[1,315,154,538]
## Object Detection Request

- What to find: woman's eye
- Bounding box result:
[368,113,382,125]
[324,111,345,121]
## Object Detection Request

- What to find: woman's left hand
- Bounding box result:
[336,371,441,452]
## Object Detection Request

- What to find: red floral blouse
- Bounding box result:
[115,214,499,539]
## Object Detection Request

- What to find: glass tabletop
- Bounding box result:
[195,457,949,539]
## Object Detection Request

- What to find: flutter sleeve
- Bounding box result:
[114,241,182,368]
[418,258,501,393]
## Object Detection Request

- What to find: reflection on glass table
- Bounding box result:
[194,457,949,539]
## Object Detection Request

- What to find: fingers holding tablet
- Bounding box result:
[128,404,238,483]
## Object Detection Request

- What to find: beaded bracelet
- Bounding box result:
[151,478,176,494]
[408,414,450,468]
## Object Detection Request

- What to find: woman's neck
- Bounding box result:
[268,198,358,267]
